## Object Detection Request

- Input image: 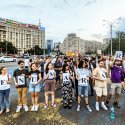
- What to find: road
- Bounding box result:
[0,62,125,125]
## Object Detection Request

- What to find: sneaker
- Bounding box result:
[87,105,92,112]
[35,105,39,111]
[16,106,22,113]
[31,105,35,111]
[0,110,4,115]
[23,105,29,112]
[51,103,56,108]
[44,104,48,109]
[114,102,120,108]
[81,95,84,97]
[101,104,108,111]
[6,108,10,113]
[96,104,99,111]
[123,90,125,93]
[77,105,80,111]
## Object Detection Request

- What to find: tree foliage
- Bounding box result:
[0,41,18,54]
[25,45,47,55]
[104,31,125,55]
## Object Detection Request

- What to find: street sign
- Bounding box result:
[115,51,123,60]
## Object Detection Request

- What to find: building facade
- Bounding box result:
[59,33,85,54]
[0,17,45,53]
[46,40,53,55]
[59,33,105,54]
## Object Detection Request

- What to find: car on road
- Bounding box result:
[0,56,17,63]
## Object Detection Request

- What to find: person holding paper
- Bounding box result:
[106,59,124,108]
[93,59,108,111]
[76,60,92,112]
[44,62,56,109]
[13,60,29,113]
[61,64,73,109]
[0,67,11,114]
[29,63,42,111]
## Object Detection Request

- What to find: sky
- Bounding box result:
[0,0,125,43]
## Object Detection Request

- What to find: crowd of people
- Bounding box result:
[0,54,125,115]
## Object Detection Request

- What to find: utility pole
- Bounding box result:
[110,24,113,56]
[103,17,121,56]
[119,31,121,51]
[6,41,7,55]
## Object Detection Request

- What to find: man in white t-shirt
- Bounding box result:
[93,59,108,111]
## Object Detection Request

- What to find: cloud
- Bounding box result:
[91,33,103,39]
[84,0,98,6]
[8,4,34,9]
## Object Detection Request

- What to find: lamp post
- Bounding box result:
[34,46,35,55]
[6,41,8,55]
[103,17,121,56]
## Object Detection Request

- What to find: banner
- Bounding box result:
[13,21,20,26]
[66,51,75,57]
[20,23,28,27]
[6,19,13,25]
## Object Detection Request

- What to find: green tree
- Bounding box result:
[0,41,18,54]
[25,45,47,55]
[104,31,125,55]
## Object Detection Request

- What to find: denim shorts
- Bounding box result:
[29,83,41,93]
[78,85,88,97]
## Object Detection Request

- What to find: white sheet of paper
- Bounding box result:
[79,75,88,86]
[18,76,25,85]
[100,71,106,80]
[115,51,123,60]
[0,80,7,86]
[63,73,70,82]
[48,70,55,79]
[31,74,38,84]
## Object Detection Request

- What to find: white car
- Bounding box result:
[0,56,17,63]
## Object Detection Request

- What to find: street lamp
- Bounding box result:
[6,41,8,55]
[34,46,35,55]
[103,17,121,56]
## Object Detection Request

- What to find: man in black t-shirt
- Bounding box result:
[13,60,29,113]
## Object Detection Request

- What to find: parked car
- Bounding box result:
[0,56,17,63]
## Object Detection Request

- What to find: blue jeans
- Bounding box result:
[0,88,10,110]
[78,85,88,97]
